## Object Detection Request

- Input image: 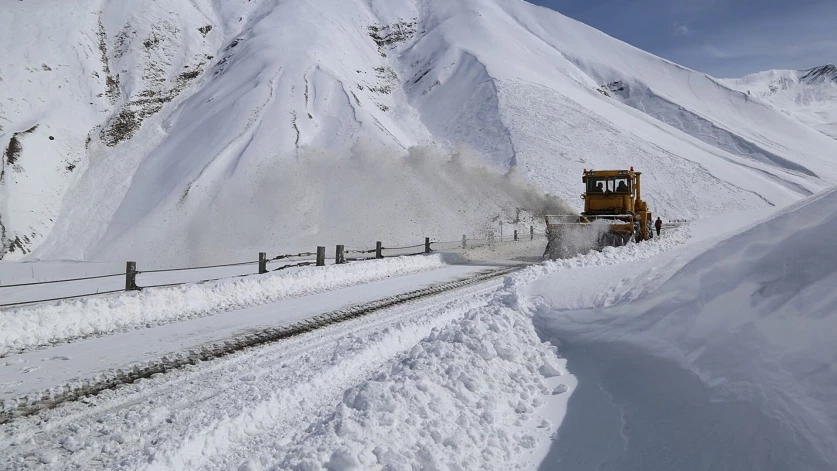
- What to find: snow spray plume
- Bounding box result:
[545,219,611,259]
[404,148,575,218]
[133,142,574,265]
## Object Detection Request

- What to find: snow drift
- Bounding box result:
[534,187,837,469]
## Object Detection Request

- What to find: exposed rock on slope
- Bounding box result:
[2,0,836,263]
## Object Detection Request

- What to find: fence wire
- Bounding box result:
[0,272,124,289]
[0,236,497,308]
[271,252,316,261]
[0,289,126,309]
[273,261,315,272]
[345,249,376,254]
[137,273,255,290]
[138,260,258,274]
[382,243,426,250]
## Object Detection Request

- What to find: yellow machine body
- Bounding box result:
[581,168,652,242]
[544,168,653,257]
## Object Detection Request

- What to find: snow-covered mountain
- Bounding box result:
[2,0,837,264]
[721,65,837,140]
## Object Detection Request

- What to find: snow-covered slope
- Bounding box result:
[3,0,837,264]
[721,65,837,140]
[534,187,837,468]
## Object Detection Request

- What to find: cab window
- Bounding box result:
[587,178,607,193]
[611,177,630,193]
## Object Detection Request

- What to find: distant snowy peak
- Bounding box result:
[801,64,837,85]
[722,64,837,94]
[720,64,837,140]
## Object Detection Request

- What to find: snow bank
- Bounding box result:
[535,223,691,273]
[535,187,837,468]
[0,255,447,355]
[273,275,570,471]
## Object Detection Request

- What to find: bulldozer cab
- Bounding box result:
[585,175,630,194]
[582,169,639,215]
[543,167,653,259]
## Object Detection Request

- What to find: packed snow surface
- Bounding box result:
[0,259,573,470]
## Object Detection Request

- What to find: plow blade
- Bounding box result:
[543,215,636,260]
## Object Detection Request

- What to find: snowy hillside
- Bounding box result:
[3,0,837,264]
[721,65,837,139]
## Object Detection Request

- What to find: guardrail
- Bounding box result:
[0,222,600,309]
[1,235,490,309]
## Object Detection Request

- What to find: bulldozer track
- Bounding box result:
[0,264,525,425]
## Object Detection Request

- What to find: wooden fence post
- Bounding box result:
[425,237,431,254]
[514,230,518,241]
[336,245,345,264]
[259,252,267,274]
[125,261,138,291]
[316,246,325,266]
[530,225,534,241]
[462,235,467,249]
[376,241,383,259]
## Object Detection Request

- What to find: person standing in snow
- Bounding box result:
[655,217,662,236]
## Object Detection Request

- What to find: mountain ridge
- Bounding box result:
[801,64,837,84]
[1,0,836,263]
[720,63,837,140]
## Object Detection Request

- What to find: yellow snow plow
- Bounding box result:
[544,167,653,259]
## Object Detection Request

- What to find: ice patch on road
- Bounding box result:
[0,255,448,355]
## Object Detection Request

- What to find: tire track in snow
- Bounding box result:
[0,265,522,426]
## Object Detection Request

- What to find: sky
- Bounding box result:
[529,0,837,77]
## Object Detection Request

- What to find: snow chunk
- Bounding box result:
[538,359,563,378]
[552,384,569,395]
[273,280,566,470]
